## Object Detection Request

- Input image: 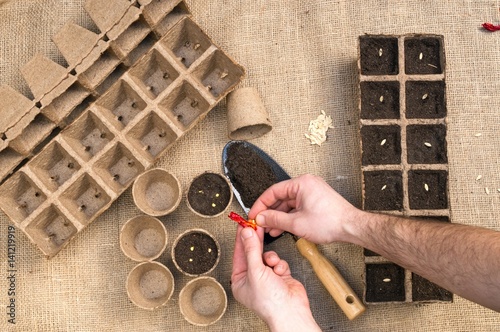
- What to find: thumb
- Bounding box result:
[256,210,295,233]
[241,227,264,270]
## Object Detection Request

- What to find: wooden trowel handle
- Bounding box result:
[295,238,365,320]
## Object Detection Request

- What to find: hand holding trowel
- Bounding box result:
[223,140,365,320]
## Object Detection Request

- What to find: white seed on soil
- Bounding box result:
[424,142,432,147]
[422,93,428,100]
[220,71,228,79]
[424,183,429,191]
[189,258,193,262]
[208,248,212,253]
[476,175,482,181]
[380,139,387,146]
[211,203,216,207]
[383,278,391,283]
[419,52,423,60]
[194,43,200,50]
[379,95,384,103]
[381,185,387,191]
[485,187,490,195]
[379,48,383,57]
[190,246,194,251]
[427,63,438,68]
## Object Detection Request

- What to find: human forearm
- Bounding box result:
[345,211,500,311]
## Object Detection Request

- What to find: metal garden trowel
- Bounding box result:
[222,140,365,320]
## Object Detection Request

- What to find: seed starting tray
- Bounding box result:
[0,0,198,184]
[0,0,244,258]
[358,34,453,304]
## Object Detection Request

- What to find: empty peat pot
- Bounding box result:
[186,172,232,218]
[179,276,227,326]
[132,168,182,216]
[172,229,220,277]
[126,261,174,310]
[120,215,168,262]
[227,87,272,140]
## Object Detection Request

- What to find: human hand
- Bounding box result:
[231,226,321,331]
[249,174,361,244]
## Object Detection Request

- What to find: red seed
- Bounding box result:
[482,22,500,32]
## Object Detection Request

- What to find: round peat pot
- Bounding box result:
[172,229,220,277]
[132,168,182,216]
[126,261,174,310]
[186,172,232,218]
[227,87,272,140]
[179,276,227,326]
[120,215,168,262]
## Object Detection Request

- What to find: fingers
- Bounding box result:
[263,251,291,276]
[249,178,299,219]
[232,226,247,278]
[240,227,265,274]
[255,209,298,235]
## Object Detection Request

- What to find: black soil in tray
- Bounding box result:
[408,170,448,210]
[361,125,401,165]
[174,231,218,275]
[188,173,231,216]
[363,170,403,211]
[406,80,446,118]
[225,142,277,208]
[404,37,443,75]
[359,36,399,75]
[406,124,447,164]
[412,273,452,301]
[365,263,406,302]
[360,81,400,119]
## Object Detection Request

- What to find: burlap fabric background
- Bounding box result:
[1,0,499,331]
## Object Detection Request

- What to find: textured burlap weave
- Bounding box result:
[1,0,499,331]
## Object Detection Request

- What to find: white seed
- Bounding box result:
[381,185,387,191]
[208,248,212,253]
[474,133,482,137]
[476,175,482,181]
[485,187,490,195]
[424,142,432,147]
[419,52,423,60]
[379,95,384,103]
[211,203,216,207]
[383,278,391,283]
[190,246,194,251]
[189,258,193,262]
[422,93,428,100]
[379,48,383,57]
[427,63,438,68]
[424,183,429,191]
[380,139,387,146]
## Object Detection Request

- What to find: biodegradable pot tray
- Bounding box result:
[226,87,272,140]
[358,34,452,304]
[186,172,232,218]
[126,261,175,310]
[0,6,244,258]
[132,168,181,216]
[120,215,168,261]
[179,276,227,326]
[172,228,220,277]
[0,0,195,184]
